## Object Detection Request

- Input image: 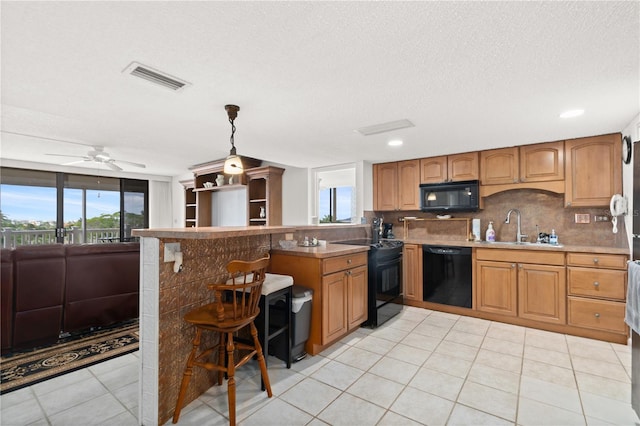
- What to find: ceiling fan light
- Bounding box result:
[224,154,244,174]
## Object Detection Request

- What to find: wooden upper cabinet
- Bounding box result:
[420,152,479,183]
[565,133,622,207]
[397,160,420,210]
[374,160,419,211]
[420,156,447,183]
[373,162,398,211]
[448,152,479,182]
[519,141,564,182]
[481,142,564,185]
[480,147,519,185]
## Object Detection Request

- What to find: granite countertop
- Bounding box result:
[132,225,296,239]
[402,238,630,255]
[270,243,370,259]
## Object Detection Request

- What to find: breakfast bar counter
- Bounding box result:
[132,226,296,425]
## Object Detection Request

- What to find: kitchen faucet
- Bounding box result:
[505,209,528,243]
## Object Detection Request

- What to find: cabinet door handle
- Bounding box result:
[593,258,599,264]
[593,281,600,287]
[518,264,523,269]
[346,270,352,276]
[347,259,352,264]
[511,264,516,268]
[594,313,600,318]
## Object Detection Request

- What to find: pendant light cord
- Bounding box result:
[229,116,237,154]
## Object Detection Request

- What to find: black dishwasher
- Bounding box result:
[422,245,472,308]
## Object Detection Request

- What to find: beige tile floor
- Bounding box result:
[2,306,639,425]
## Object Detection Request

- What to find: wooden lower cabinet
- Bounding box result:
[403,244,423,302]
[568,297,627,334]
[476,249,566,324]
[322,264,367,342]
[476,260,518,316]
[518,263,566,324]
[322,271,348,342]
[270,251,368,355]
[567,251,628,337]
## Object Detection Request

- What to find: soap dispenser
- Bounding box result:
[549,229,558,245]
[486,221,496,242]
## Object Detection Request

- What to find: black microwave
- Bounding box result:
[420,180,479,212]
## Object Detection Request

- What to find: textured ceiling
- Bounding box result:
[1,1,638,178]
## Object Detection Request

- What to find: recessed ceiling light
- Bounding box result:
[560,109,584,118]
[388,140,403,147]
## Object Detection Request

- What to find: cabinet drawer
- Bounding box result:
[568,297,627,334]
[323,252,367,275]
[566,253,628,269]
[567,267,626,300]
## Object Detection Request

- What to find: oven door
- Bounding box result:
[372,251,403,305]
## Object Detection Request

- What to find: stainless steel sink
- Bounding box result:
[486,241,564,248]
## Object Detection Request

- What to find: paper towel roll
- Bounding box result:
[472,218,481,241]
[173,251,183,273]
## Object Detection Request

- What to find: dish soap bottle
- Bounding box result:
[486,221,496,242]
[549,229,558,245]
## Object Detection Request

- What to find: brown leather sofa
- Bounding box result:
[1,249,15,354]
[12,244,66,351]
[2,243,139,353]
[64,243,139,333]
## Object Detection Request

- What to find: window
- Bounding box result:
[319,187,353,223]
[316,167,356,224]
[0,167,148,247]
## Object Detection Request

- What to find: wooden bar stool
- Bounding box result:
[172,256,272,426]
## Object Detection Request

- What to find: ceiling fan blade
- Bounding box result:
[46,153,87,159]
[114,159,146,168]
[62,159,91,166]
[104,161,123,171]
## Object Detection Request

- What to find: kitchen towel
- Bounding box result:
[625,261,640,334]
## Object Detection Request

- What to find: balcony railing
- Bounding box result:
[1,227,124,248]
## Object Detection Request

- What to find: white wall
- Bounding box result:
[148,180,173,228]
[172,173,192,228]
[281,165,309,225]
[361,161,373,212]
[622,113,640,251]
[211,187,247,226]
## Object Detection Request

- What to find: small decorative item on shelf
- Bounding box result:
[228,176,234,185]
[259,206,266,218]
[203,181,214,188]
[216,175,225,186]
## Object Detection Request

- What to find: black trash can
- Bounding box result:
[269,285,313,362]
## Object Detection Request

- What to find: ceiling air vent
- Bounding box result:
[355,119,414,136]
[123,62,190,92]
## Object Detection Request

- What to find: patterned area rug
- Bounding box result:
[0,322,139,394]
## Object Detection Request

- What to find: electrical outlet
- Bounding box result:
[594,215,610,222]
[575,214,590,224]
[285,233,294,241]
[164,242,181,262]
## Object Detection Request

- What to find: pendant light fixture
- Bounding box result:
[223,104,244,175]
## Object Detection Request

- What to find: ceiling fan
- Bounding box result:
[46,146,146,171]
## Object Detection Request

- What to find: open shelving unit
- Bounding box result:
[188,158,262,227]
[245,166,284,226]
[179,179,196,227]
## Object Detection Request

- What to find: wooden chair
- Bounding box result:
[172,256,273,425]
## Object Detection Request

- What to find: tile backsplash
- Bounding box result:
[373,189,627,248]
